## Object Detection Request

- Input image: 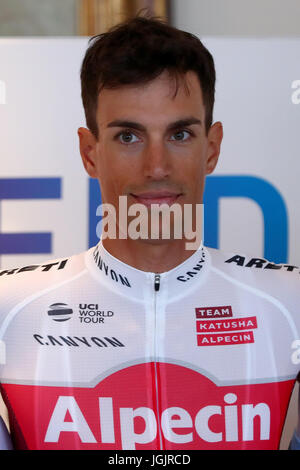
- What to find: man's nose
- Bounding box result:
[142,142,171,180]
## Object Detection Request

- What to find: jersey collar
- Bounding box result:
[85,239,211,301]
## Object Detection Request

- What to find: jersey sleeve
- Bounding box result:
[0,416,13,450]
[289,384,300,450]
[289,431,300,450]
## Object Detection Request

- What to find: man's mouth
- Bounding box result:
[130,191,183,207]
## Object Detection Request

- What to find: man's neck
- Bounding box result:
[102,238,199,274]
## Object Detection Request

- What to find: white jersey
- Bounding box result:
[0,241,299,450]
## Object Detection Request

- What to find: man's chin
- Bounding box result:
[126,234,183,246]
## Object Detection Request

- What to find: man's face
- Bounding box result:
[78,70,222,236]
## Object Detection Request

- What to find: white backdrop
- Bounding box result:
[0,37,299,449]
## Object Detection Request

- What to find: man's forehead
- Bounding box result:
[96,71,204,125]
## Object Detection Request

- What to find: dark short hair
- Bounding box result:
[80,15,216,138]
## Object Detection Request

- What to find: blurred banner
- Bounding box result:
[0,37,299,270]
[78,0,169,34]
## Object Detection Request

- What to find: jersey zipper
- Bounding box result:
[153,273,163,449]
[154,274,160,292]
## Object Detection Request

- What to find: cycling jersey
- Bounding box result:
[0,241,299,450]
[0,416,12,450]
[290,431,300,450]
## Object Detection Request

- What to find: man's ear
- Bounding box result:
[205,121,223,175]
[77,127,98,178]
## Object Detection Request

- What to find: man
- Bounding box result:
[0,15,299,450]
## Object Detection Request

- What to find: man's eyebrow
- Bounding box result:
[106,117,202,132]
[166,117,202,131]
[107,120,146,131]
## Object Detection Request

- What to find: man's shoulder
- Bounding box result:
[207,246,300,274]
[0,248,89,303]
[206,245,300,295]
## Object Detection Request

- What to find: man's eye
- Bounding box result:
[170,130,191,141]
[118,131,140,144]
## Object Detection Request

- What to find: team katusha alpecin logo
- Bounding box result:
[7,362,291,450]
[47,303,73,322]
